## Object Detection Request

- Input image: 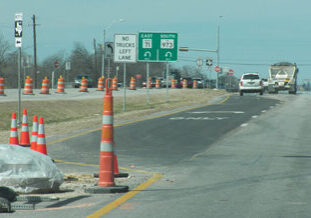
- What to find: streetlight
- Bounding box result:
[179,16,223,89]
[101,19,125,78]
[216,16,223,89]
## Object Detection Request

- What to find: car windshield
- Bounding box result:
[243,74,259,80]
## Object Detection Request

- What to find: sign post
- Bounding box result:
[114,34,137,112]
[15,13,23,125]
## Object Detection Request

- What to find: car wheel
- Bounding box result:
[260,91,263,95]
[240,91,243,96]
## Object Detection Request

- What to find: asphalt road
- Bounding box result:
[10,93,311,217]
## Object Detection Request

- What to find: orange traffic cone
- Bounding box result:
[30,115,38,151]
[24,76,34,95]
[112,77,118,91]
[40,77,50,94]
[97,76,105,91]
[37,117,47,155]
[56,76,65,94]
[9,112,19,145]
[171,79,176,88]
[79,77,88,92]
[98,79,115,187]
[85,78,128,194]
[20,109,30,147]
[0,77,5,96]
[113,142,129,178]
[129,77,136,90]
[193,80,197,89]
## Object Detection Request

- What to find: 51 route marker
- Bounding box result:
[138,32,178,62]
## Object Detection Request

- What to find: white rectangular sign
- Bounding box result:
[114,34,137,63]
[15,12,23,48]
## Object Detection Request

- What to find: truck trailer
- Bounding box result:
[268,62,298,94]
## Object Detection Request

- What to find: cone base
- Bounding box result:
[114,173,129,178]
[85,185,128,194]
[19,144,30,148]
[93,172,129,178]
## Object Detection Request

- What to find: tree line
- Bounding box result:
[0,34,237,89]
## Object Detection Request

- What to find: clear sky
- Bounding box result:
[1,0,311,83]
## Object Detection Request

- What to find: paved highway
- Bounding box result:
[9,93,311,217]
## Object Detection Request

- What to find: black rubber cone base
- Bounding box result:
[114,173,129,178]
[85,185,129,194]
[93,172,129,178]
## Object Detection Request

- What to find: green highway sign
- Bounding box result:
[138,32,178,62]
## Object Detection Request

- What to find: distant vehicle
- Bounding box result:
[192,78,204,88]
[268,62,298,94]
[239,73,263,96]
[180,77,193,88]
[73,75,94,88]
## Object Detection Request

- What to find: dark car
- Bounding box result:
[73,75,94,88]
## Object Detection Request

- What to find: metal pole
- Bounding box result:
[166,62,169,103]
[123,63,126,112]
[101,29,106,77]
[146,62,150,105]
[216,16,222,89]
[108,58,111,78]
[51,71,55,90]
[17,47,22,126]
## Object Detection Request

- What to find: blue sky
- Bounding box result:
[1,0,311,83]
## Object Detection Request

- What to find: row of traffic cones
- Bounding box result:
[9,109,47,155]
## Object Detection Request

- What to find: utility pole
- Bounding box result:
[93,38,97,74]
[32,14,38,88]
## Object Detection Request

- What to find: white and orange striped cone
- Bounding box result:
[112,77,118,91]
[0,77,5,96]
[129,77,136,90]
[40,77,50,94]
[9,112,19,145]
[155,79,161,89]
[85,78,128,194]
[30,115,38,151]
[19,109,30,147]
[182,79,187,89]
[56,76,66,94]
[97,76,105,91]
[193,80,198,89]
[23,76,34,95]
[171,79,176,88]
[36,117,47,155]
[79,77,88,92]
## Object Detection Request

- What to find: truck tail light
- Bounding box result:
[240,81,243,86]
[260,81,263,86]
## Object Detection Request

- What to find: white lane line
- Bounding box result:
[189,111,245,114]
[241,123,248,127]
[252,115,258,118]
[261,110,266,113]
